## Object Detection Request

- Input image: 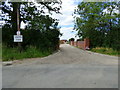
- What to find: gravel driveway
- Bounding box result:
[2,44,118,88]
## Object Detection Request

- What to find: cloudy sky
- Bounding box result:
[52,0,82,40]
[21,0,83,40]
[1,0,81,41]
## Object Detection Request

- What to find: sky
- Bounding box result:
[3,0,119,41]
[9,0,120,41]
[51,0,81,40]
[47,0,119,40]
[21,0,82,40]
[1,0,81,40]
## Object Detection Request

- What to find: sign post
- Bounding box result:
[13,4,23,52]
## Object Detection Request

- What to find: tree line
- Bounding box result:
[74,2,120,51]
[1,1,62,52]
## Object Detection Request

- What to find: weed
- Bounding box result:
[2,45,52,61]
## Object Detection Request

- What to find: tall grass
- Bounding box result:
[2,45,52,61]
[91,47,120,56]
[0,43,2,61]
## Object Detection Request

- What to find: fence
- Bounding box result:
[70,38,90,50]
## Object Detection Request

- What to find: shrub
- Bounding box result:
[2,45,52,61]
[91,47,119,56]
[2,25,60,52]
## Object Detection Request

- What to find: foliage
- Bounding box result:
[2,24,60,51]
[2,1,61,52]
[77,39,82,41]
[0,43,1,60]
[69,38,75,41]
[91,47,119,56]
[74,2,120,51]
[1,1,62,31]
[2,45,52,61]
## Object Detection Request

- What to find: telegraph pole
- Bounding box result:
[17,3,22,52]
[17,4,20,32]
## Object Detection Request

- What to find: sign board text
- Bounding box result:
[14,35,23,42]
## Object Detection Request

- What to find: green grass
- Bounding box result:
[90,47,120,56]
[2,46,52,61]
[0,43,2,61]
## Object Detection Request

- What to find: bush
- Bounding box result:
[2,45,52,61]
[91,47,119,56]
[2,25,60,52]
[69,38,75,41]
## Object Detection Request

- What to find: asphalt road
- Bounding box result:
[2,44,118,88]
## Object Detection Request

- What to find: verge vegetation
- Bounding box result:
[2,45,52,61]
[74,2,120,53]
[2,2,61,61]
[90,47,120,56]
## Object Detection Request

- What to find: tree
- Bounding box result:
[1,1,62,33]
[2,1,62,51]
[69,38,75,41]
[74,2,120,50]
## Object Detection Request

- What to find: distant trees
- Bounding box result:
[2,1,62,51]
[76,39,81,41]
[74,2,120,51]
[69,38,75,41]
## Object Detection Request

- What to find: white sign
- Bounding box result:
[14,35,23,42]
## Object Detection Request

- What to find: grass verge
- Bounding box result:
[0,43,2,61]
[2,46,52,61]
[90,47,120,56]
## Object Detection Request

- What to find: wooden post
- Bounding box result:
[17,6,20,31]
[17,4,22,53]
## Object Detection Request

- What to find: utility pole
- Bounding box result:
[17,4,20,32]
[13,3,22,52]
[16,3,22,52]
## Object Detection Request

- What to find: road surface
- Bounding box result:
[2,44,118,88]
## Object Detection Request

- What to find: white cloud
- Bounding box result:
[52,0,78,26]
[20,0,81,40]
[59,16,74,26]
[60,27,79,40]
[51,0,80,40]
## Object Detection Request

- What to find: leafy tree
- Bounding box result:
[74,2,120,50]
[69,38,75,41]
[2,1,62,51]
[1,1,62,32]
